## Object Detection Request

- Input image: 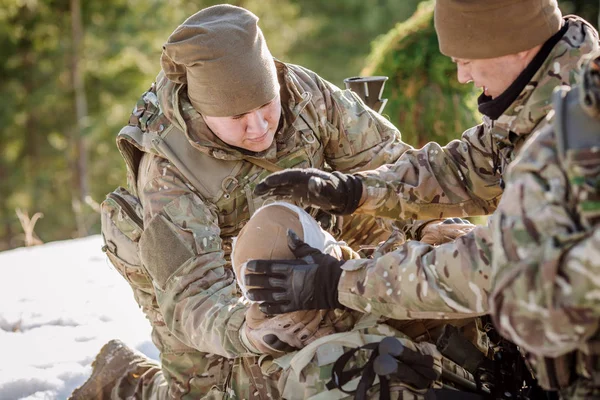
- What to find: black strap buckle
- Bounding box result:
[327,337,440,400]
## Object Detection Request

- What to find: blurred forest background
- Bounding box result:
[1,0,597,250]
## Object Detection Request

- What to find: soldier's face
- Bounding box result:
[203,93,281,152]
[452,52,531,99]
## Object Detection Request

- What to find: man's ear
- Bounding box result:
[518,43,543,64]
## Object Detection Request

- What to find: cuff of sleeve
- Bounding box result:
[239,321,261,355]
[336,260,371,312]
[357,183,390,213]
[226,305,259,357]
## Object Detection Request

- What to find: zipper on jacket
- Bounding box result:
[107,192,144,229]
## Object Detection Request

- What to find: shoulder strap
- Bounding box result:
[241,156,284,172]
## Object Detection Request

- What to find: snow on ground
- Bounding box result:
[0,235,159,400]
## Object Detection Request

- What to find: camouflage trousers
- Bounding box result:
[110,351,280,399]
[110,316,455,400]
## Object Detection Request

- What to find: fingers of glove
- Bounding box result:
[255,169,331,196]
[259,302,290,315]
[287,229,321,258]
[254,170,307,195]
[263,334,298,353]
[245,289,282,303]
[244,274,287,290]
[245,259,303,275]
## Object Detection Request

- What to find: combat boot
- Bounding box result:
[69,339,147,400]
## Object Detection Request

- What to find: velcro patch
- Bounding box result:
[139,214,194,288]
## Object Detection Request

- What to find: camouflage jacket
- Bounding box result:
[335,17,599,319]
[356,16,598,222]
[490,119,600,391]
[123,60,409,363]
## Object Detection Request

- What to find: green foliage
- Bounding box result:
[286,0,422,86]
[361,0,480,147]
[0,0,205,249]
[559,0,599,29]
[0,0,318,250]
[0,0,481,250]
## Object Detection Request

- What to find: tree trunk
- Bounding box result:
[70,0,90,237]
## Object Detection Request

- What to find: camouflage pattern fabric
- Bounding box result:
[273,316,445,400]
[108,59,411,398]
[490,126,600,395]
[337,224,494,320]
[334,17,599,320]
[355,17,598,223]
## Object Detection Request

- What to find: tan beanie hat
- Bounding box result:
[434,0,563,59]
[160,5,279,117]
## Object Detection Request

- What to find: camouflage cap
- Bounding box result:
[160,5,279,117]
[434,0,563,59]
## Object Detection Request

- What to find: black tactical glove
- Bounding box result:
[244,230,345,314]
[254,168,363,215]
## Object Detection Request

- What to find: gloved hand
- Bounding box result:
[244,230,345,314]
[254,168,363,215]
[418,218,475,246]
[243,303,335,356]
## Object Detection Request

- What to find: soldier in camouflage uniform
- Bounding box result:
[490,52,600,398]
[70,4,439,399]
[246,0,599,322]
[227,201,477,399]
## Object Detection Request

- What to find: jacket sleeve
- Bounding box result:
[137,154,252,358]
[336,224,493,320]
[299,67,412,173]
[490,128,600,358]
[298,67,435,238]
[354,124,504,221]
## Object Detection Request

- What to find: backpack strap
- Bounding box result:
[241,156,284,172]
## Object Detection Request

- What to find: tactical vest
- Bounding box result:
[117,64,326,258]
[101,63,337,398]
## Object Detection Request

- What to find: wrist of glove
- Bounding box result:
[243,230,345,314]
[330,171,363,215]
[254,168,363,215]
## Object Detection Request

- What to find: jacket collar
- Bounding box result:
[483,16,599,146]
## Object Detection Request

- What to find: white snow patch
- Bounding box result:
[0,236,158,400]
